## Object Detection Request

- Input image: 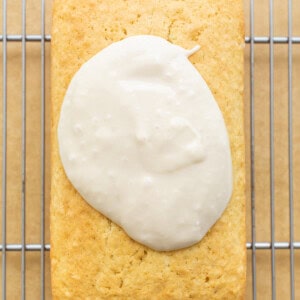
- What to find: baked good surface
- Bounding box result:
[51,0,246,299]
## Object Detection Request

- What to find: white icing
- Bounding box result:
[58,35,232,251]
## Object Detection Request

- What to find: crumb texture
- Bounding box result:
[51,0,246,299]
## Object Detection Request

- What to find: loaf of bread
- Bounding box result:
[51,0,246,298]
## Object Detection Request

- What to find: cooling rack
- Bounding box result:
[0,0,299,299]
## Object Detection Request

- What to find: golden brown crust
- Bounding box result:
[51,1,246,299]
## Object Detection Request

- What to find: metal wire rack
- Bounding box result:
[0,0,299,299]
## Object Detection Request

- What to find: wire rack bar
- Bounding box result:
[1,0,8,298]
[1,242,300,251]
[21,0,27,299]
[247,242,300,250]
[40,0,46,298]
[0,35,51,41]
[0,244,51,251]
[244,36,300,43]
[249,0,256,299]
[1,35,300,44]
[287,0,295,299]
[269,1,276,299]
